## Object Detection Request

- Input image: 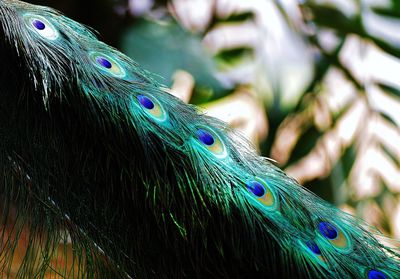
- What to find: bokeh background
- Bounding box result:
[28,0,400,240]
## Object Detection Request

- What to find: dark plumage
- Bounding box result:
[0,1,399,278]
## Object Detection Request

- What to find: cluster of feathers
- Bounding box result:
[0,0,399,278]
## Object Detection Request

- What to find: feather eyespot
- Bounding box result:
[138,95,155,109]
[196,129,215,146]
[246,180,265,197]
[245,178,278,210]
[305,240,321,255]
[299,240,327,267]
[90,52,126,78]
[318,222,338,240]
[137,95,167,123]
[366,269,388,279]
[32,19,45,30]
[24,14,59,40]
[96,57,112,69]
[317,221,352,253]
[194,127,227,159]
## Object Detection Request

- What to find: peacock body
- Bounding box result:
[0,0,399,278]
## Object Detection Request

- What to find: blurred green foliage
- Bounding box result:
[121,19,226,102]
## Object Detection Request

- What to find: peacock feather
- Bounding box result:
[0,0,399,278]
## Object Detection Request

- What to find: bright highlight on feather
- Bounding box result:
[194,126,227,159]
[317,221,352,253]
[245,178,278,210]
[136,94,168,122]
[90,52,126,78]
[24,14,59,40]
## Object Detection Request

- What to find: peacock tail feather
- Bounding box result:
[0,0,399,278]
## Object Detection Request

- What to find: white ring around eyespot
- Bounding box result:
[24,14,59,41]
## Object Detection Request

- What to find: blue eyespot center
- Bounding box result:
[196,129,215,146]
[246,181,265,197]
[137,95,155,110]
[305,240,321,255]
[318,222,338,240]
[96,57,112,69]
[367,270,387,279]
[32,19,45,30]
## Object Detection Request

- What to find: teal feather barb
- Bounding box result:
[0,0,399,278]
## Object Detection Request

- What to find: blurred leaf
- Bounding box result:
[378,83,400,98]
[372,0,400,19]
[380,112,399,127]
[372,7,400,18]
[306,176,334,203]
[214,47,254,69]
[375,84,400,126]
[287,124,322,166]
[340,144,357,180]
[368,36,400,59]
[304,4,364,36]
[305,3,400,58]
[120,19,226,101]
[330,143,357,204]
[332,100,353,122]
[302,37,345,103]
[381,144,400,167]
[190,86,216,104]
[216,11,255,24]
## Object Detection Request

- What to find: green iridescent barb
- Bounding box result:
[0,0,398,278]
